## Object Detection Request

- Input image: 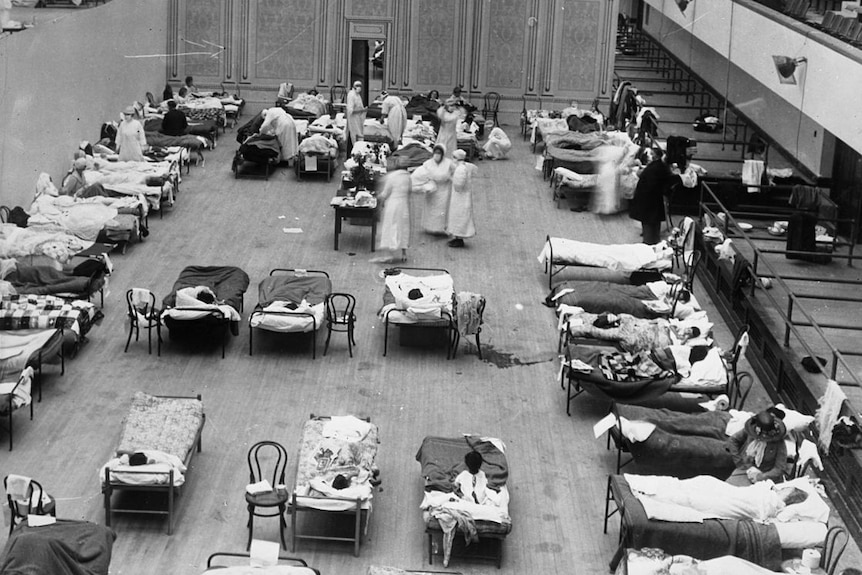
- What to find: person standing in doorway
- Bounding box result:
[346,80,367,151]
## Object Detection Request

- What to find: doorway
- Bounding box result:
[349,38,385,105]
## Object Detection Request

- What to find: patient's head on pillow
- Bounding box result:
[407,288,423,300]
[129,452,149,466]
[196,287,216,304]
[332,474,350,490]
[464,451,484,475]
[777,486,808,507]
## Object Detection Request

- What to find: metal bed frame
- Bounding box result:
[102,393,204,535]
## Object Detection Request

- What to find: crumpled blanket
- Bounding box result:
[456,292,483,336]
[431,507,478,567]
[298,134,338,156]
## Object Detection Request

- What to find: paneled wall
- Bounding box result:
[168,0,619,120]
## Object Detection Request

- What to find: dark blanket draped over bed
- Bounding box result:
[258,274,332,308]
[568,345,678,403]
[616,406,735,478]
[610,475,782,571]
[163,266,249,311]
[7,265,94,296]
[0,520,116,575]
[387,143,433,170]
[162,266,249,337]
[416,435,508,493]
[552,281,661,318]
[144,117,216,142]
[239,135,280,165]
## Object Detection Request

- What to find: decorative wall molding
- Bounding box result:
[170,0,615,100]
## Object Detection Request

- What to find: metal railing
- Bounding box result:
[698,181,862,388]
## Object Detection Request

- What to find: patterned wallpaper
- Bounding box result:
[486,0,527,89]
[254,0,317,81]
[349,0,391,18]
[184,0,222,78]
[558,0,599,91]
[415,0,455,87]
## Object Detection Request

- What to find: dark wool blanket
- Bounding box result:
[0,520,115,575]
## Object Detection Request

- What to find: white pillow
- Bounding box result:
[774,520,827,549]
[776,403,814,433]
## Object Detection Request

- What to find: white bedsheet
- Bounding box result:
[380,273,454,322]
[420,485,511,523]
[625,474,829,527]
[101,449,186,486]
[250,301,323,333]
[538,237,672,272]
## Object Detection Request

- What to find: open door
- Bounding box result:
[349,38,385,105]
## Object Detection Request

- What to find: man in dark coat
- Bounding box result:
[629,136,698,244]
[160,100,188,137]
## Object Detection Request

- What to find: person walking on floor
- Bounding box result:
[446,149,477,247]
[116,106,148,162]
[412,144,454,235]
[372,167,412,263]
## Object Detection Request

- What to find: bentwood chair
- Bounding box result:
[124,288,162,356]
[822,525,849,575]
[323,293,357,357]
[245,441,290,550]
[724,324,753,409]
[4,475,56,534]
[483,91,501,128]
[330,85,348,116]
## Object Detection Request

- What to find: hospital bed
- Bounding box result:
[295,135,339,182]
[379,267,457,358]
[0,224,94,265]
[249,269,331,358]
[3,257,109,304]
[101,392,205,535]
[604,403,815,479]
[84,159,179,213]
[0,294,100,355]
[416,435,512,568]
[0,519,115,575]
[0,326,64,398]
[202,552,319,574]
[539,236,673,289]
[561,341,729,414]
[161,266,250,358]
[603,474,828,572]
[551,279,698,323]
[289,415,379,557]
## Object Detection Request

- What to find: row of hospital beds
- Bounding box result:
[536,222,844,572]
[13,389,507,570]
[130,265,484,361]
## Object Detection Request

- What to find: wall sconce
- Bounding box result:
[676,0,692,14]
[772,55,807,85]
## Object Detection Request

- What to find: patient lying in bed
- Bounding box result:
[625,474,829,524]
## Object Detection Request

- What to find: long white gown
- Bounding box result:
[116,118,147,162]
[346,89,366,144]
[260,107,298,162]
[381,95,407,145]
[413,156,453,234]
[446,160,476,239]
[377,170,411,251]
[435,107,459,158]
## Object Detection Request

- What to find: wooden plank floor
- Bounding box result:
[2,108,859,573]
